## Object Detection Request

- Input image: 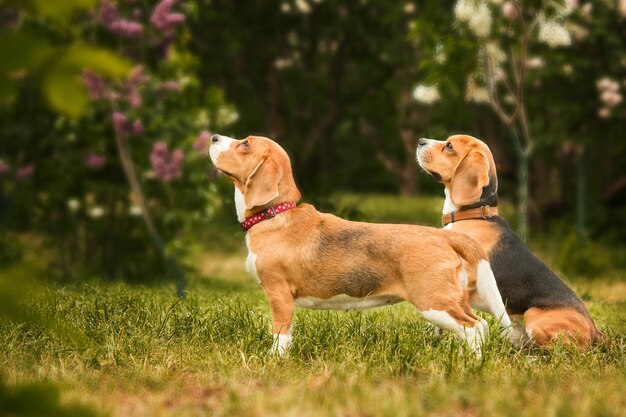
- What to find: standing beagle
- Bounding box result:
[210,134,512,356]
[416,134,602,348]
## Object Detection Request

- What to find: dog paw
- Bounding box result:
[270,333,292,357]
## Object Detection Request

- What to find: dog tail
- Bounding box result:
[445,232,512,329]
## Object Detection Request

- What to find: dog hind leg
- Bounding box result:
[419,304,484,358]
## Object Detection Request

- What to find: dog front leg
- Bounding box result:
[265,286,295,357]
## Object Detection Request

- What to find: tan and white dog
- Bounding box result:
[209,134,512,356]
[417,134,602,348]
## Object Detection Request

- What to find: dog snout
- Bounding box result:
[211,134,221,144]
[417,138,429,147]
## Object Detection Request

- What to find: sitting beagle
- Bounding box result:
[416,134,602,348]
[209,134,512,357]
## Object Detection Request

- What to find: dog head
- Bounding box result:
[209,134,301,211]
[416,134,498,208]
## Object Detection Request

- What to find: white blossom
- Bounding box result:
[619,0,626,18]
[454,0,476,22]
[468,3,492,38]
[526,57,545,69]
[295,0,311,14]
[216,107,239,126]
[596,77,622,115]
[580,3,592,20]
[274,57,294,69]
[404,3,415,13]
[412,84,441,105]
[538,18,571,48]
[129,205,143,216]
[281,3,291,13]
[88,206,105,219]
[598,108,611,119]
[502,1,517,21]
[67,198,80,213]
[601,90,623,107]
[465,78,490,103]
[597,78,619,92]
[484,41,506,65]
[565,0,578,13]
[566,22,589,41]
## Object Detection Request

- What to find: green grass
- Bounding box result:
[2,193,626,417]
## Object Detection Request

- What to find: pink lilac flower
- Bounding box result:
[83,71,106,100]
[112,111,128,136]
[160,81,181,91]
[0,162,10,178]
[132,119,144,135]
[127,88,142,108]
[108,19,144,37]
[194,131,211,152]
[150,141,184,182]
[16,165,34,181]
[151,0,185,35]
[97,0,119,26]
[125,66,148,108]
[502,2,518,21]
[85,153,106,169]
[97,0,143,38]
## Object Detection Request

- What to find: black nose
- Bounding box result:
[418,138,428,147]
[211,134,220,143]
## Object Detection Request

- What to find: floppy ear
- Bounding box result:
[244,157,282,209]
[450,151,490,207]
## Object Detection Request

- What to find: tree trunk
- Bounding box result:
[399,167,418,196]
[576,145,587,244]
[517,150,529,242]
[510,128,529,241]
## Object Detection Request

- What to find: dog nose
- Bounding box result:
[418,138,428,147]
[211,134,221,143]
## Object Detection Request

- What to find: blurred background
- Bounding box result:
[1,0,626,284]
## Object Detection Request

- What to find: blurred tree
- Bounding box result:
[0,0,234,282]
[190,0,466,195]
[444,0,577,241]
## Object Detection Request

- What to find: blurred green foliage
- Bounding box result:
[1,0,625,285]
[0,379,101,417]
[0,0,131,117]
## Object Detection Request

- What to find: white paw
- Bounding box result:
[270,333,292,357]
[475,319,489,341]
[463,327,483,359]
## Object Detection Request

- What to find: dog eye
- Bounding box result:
[445,142,454,152]
[242,140,250,150]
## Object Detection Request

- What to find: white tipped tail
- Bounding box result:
[476,260,512,328]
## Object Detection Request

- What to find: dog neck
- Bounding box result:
[442,188,459,215]
[442,174,499,215]
[234,188,247,222]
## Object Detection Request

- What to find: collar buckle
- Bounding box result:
[480,205,492,219]
[263,206,277,219]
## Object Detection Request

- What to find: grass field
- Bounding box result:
[2,194,626,417]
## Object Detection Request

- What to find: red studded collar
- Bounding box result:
[240,202,297,231]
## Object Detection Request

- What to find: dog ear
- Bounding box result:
[244,157,282,209]
[450,151,490,207]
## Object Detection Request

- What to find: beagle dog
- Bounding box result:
[416,134,602,348]
[209,134,512,357]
